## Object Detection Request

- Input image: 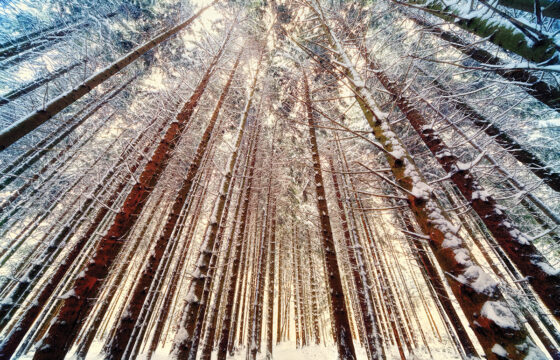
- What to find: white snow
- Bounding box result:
[185,286,199,303]
[389,148,405,160]
[481,301,520,330]
[471,190,490,202]
[537,262,560,276]
[410,181,432,200]
[441,232,462,248]
[455,265,497,295]
[200,342,462,360]
[456,152,486,172]
[492,343,508,357]
[453,248,472,266]
[435,149,452,158]
[58,289,76,299]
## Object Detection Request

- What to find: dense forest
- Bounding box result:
[0,0,559,359]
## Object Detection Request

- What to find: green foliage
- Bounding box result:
[413,0,559,64]
[497,0,560,19]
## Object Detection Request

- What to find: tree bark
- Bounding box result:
[402,10,560,112]
[31,34,228,360]
[0,1,216,150]
[328,155,383,359]
[199,128,256,360]
[107,50,241,360]
[0,101,172,360]
[216,125,261,360]
[302,70,357,360]
[265,201,277,359]
[396,0,558,65]
[172,48,264,359]
[310,10,545,356]
[367,56,560,321]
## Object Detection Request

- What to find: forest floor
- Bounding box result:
[84,340,462,359]
[213,342,462,360]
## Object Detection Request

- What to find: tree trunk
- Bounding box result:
[199,127,257,360]
[366,56,560,321]
[172,47,264,359]
[147,165,215,359]
[401,10,560,112]
[311,11,544,356]
[396,0,558,65]
[0,102,173,359]
[266,201,277,359]
[214,71,262,360]
[107,50,241,360]
[0,60,82,106]
[0,1,216,150]
[328,155,383,359]
[31,34,228,360]
[302,70,357,360]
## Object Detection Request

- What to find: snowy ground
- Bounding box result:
[214,342,462,360]
[82,340,462,359]
[226,343,368,360]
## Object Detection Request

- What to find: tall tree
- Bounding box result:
[172,45,266,359]
[106,50,242,360]
[302,69,357,360]
[31,27,232,360]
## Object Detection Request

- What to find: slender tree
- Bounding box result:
[302,69,357,360]
[0,1,217,150]
[31,28,232,359]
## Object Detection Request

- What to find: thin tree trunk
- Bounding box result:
[214,70,263,360]
[214,129,257,357]
[311,10,544,356]
[31,34,228,360]
[303,229,321,346]
[266,201,277,359]
[401,10,560,111]
[366,56,560,321]
[107,50,241,360]
[291,224,302,349]
[275,226,283,345]
[0,60,82,106]
[394,0,558,65]
[328,155,383,359]
[147,165,214,359]
[302,70,357,360]
[0,101,174,359]
[189,141,244,360]
[332,135,395,352]
[199,128,257,360]
[0,1,216,150]
[247,196,271,360]
[172,47,264,359]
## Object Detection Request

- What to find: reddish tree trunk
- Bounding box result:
[172,50,261,359]
[107,51,241,360]
[31,37,229,360]
[0,101,173,359]
[147,165,214,358]
[216,125,260,360]
[303,71,357,360]
[368,57,560,321]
